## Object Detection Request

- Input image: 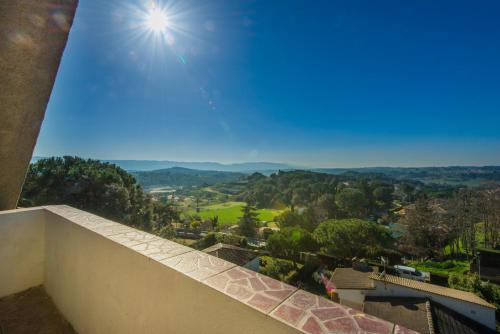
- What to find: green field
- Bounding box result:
[186,201,283,225]
[409,259,470,276]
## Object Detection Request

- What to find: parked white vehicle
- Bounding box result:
[394,265,430,282]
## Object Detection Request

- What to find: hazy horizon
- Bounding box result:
[33,155,500,170]
[34,0,500,166]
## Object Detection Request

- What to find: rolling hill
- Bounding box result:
[131,167,245,188]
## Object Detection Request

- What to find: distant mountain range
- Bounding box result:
[314,166,500,187]
[32,157,297,173]
[32,157,500,188]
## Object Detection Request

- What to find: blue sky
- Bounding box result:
[35,0,500,167]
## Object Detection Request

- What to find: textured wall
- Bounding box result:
[0,0,78,210]
[0,207,46,298]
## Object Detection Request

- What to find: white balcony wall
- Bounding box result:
[44,210,299,334]
[0,207,46,297]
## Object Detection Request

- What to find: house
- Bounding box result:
[363,297,431,334]
[330,266,378,310]
[330,266,496,333]
[471,248,500,284]
[203,243,262,271]
[369,273,496,330]
[364,296,496,334]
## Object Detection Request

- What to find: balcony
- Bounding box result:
[0,205,415,334]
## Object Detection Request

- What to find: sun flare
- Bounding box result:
[146,8,169,33]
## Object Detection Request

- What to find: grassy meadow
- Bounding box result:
[186,201,283,225]
[409,259,470,276]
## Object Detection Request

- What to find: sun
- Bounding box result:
[146,8,169,33]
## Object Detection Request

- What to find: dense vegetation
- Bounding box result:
[315,166,500,186]
[131,167,244,188]
[20,157,178,233]
[314,219,394,259]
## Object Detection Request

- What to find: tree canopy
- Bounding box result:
[20,156,177,232]
[314,219,394,259]
[267,227,317,262]
[238,202,259,237]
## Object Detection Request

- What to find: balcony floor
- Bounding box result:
[0,286,75,334]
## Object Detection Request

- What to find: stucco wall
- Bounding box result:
[0,0,77,210]
[0,207,46,297]
[370,280,496,330]
[337,289,367,310]
[43,211,301,334]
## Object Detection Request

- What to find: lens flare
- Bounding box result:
[146,8,169,32]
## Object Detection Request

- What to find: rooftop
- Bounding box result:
[203,242,262,266]
[430,299,496,334]
[331,267,378,290]
[369,273,495,309]
[363,297,431,334]
[364,296,497,334]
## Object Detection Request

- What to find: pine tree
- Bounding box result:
[239,202,259,237]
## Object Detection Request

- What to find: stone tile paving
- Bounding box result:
[46,205,137,237]
[271,290,397,334]
[205,266,297,314]
[161,250,236,281]
[45,205,124,232]
[130,237,193,261]
[394,325,420,334]
[91,223,134,237]
[108,230,159,247]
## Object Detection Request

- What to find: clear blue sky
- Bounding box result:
[35,0,500,167]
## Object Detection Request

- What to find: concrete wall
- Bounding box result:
[43,211,301,334]
[0,207,46,297]
[370,280,496,330]
[0,0,78,210]
[336,289,367,310]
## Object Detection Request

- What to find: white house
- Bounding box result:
[331,267,497,332]
[368,273,496,331]
[330,266,378,310]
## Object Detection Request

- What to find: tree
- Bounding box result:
[267,227,318,263]
[314,219,393,259]
[276,210,307,229]
[402,197,452,259]
[209,216,219,231]
[20,157,156,230]
[152,202,179,237]
[482,189,500,248]
[238,202,259,237]
[400,183,415,203]
[317,194,338,219]
[373,185,394,210]
[448,273,500,316]
[260,257,295,282]
[336,188,368,218]
[155,224,176,239]
[20,156,180,234]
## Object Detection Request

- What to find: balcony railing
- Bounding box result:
[0,205,415,334]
